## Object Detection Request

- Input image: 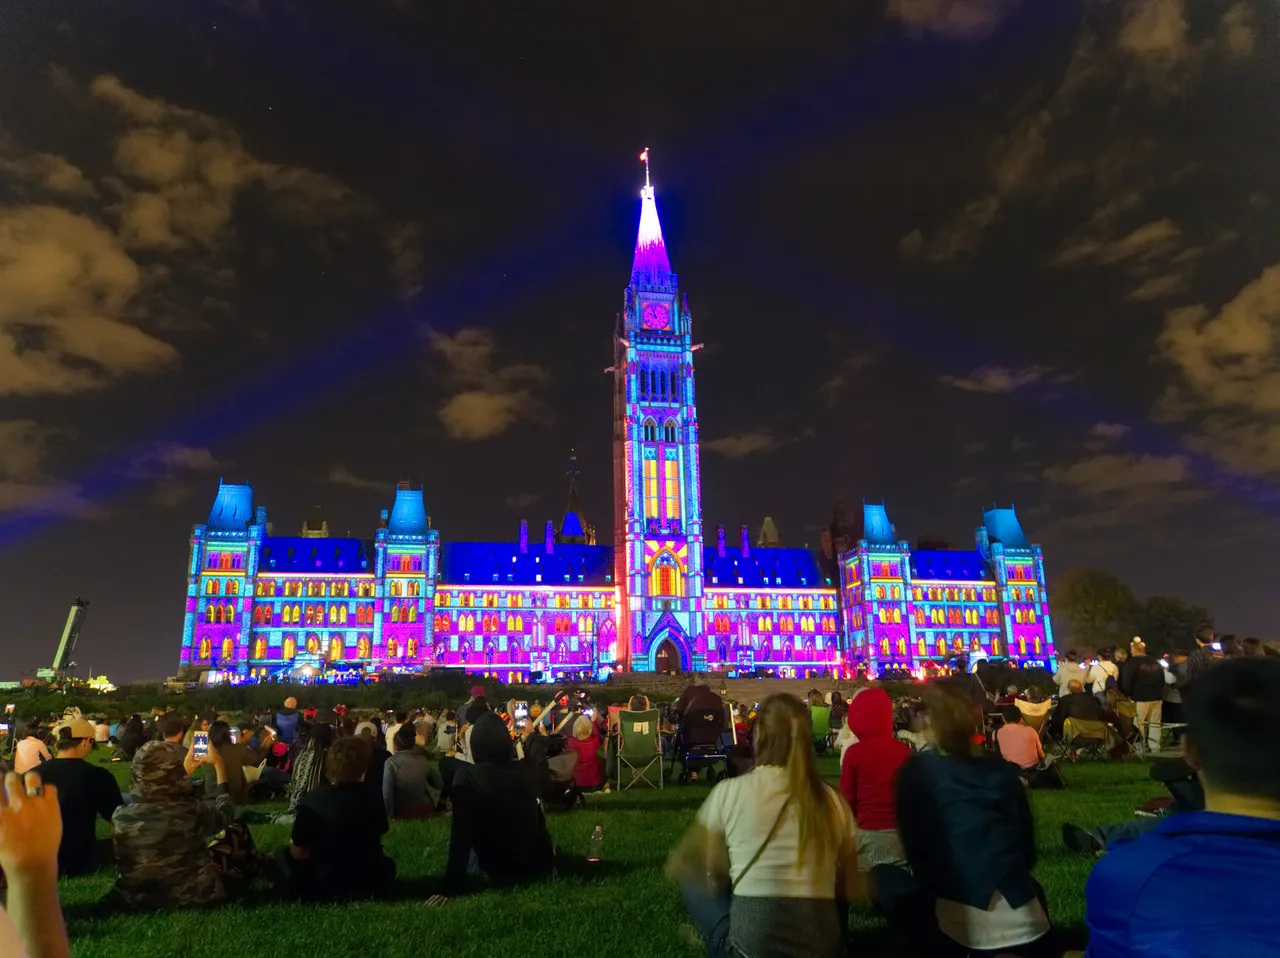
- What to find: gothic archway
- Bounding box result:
[654,638,680,673]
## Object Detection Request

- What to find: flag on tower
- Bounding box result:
[639,148,648,163]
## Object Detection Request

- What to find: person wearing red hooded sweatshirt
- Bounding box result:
[840,687,912,870]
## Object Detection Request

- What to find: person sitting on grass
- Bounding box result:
[666,694,860,958]
[1062,756,1204,858]
[839,687,911,869]
[383,723,433,819]
[995,705,1063,790]
[112,741,236,908]
[34,719,122,876]
[279,736,395,901]
[1083,658,1280,956]
[871,680,1053,957]
[200,721,260,805]
[431,711,554,904]
[13,723,51,776]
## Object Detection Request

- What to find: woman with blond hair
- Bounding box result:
[666,694,859,958]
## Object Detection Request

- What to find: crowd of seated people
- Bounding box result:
[4,642,1276,958]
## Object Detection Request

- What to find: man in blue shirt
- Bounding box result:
[1085,658,1280,956]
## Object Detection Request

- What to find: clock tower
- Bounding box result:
[612,154,706,671]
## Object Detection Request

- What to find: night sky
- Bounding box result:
[1,1,1276,681]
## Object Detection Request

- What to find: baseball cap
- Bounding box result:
[56,718,97,740]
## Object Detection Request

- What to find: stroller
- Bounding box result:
[672,707,729,782]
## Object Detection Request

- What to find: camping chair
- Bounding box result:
[1063,718,1111,762]
[809,705,832,753]
[617,709,663,790]
[672,707,729,782]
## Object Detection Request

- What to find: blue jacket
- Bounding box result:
[1086,811,1280,957]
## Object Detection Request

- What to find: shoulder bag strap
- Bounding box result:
[731,795,793,893]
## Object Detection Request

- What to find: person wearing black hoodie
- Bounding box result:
[432,711,554,902]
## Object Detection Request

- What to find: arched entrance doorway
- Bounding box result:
[654,638,680,673]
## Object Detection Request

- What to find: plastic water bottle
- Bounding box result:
[588,824,604,863]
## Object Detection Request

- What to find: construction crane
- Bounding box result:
[36,598,89,684]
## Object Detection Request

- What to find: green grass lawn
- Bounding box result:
[59,755,1155,958]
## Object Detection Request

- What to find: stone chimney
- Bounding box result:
[740,525,750,557]
[545,520,555,554]
[519,519,529,554]
[716,525,726,558]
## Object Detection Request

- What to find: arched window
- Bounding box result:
[357,636,370,658]
[227,579,239,596]
[917,638,927,657]
[329,636,342,661]
[225,603,236,623]
[199,637,211,659]
[893,608,902,624]
[650,552,681,597]
[897,638,907,656]
[389,581,402,597]
[220,553,231,570]
[205,605,216,624]
[1033,636,1042,655]
[253,637,266,659]
[220,637,234,661]
[992,636,1001,655]
[409,581,421,597]
[642,418,657,443]
[408,605,417,623]
[386,638,399,659]
[639,366,648,398]
[663,419,678,443]
[390,605,401,623]
[282,635,296,659]
[206,579,219,596]
[1018,636,1027,656]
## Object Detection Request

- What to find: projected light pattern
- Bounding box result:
[841,503,1055,672]
[176,167,1053,681]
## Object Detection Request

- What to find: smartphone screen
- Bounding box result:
[514,701,528,718]
[229,729,238,744]
[193,731,210,759]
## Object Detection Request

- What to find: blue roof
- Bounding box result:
[703,546,829,589]
[206,483,254,533]
[911,549,991,582]
[439,542,614,586]
[983,507,1031,550]
[863,503,897,546]
[387,487,429,536]
[559,511,585,538]
[260,537,372,573]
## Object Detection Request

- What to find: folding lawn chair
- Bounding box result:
[1063,718,1111,762]
[809,704,832,753]
[617,709,663,790]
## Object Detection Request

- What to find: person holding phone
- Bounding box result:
[1184,629,1220,688]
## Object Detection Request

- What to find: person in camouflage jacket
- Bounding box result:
[111,740,233,908]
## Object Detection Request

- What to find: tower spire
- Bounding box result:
[632,147,671,283]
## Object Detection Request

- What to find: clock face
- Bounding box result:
[642,301,671,330]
